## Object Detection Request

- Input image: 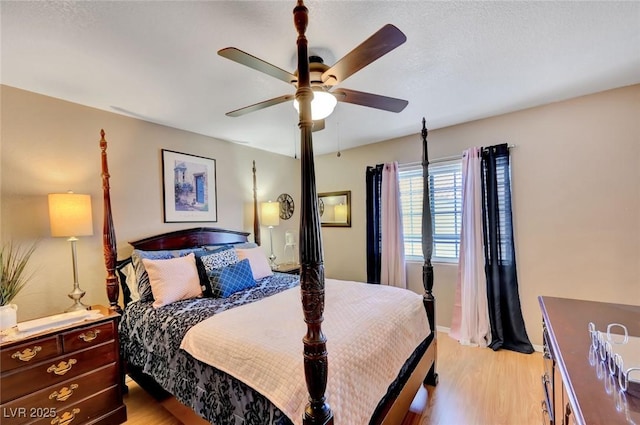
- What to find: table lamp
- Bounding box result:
[48,192,93,312]
[261,201,280,268]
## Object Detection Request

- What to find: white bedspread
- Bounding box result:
[180,279,430,425]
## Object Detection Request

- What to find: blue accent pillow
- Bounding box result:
[195,247,240,296]
[207,259,256,298]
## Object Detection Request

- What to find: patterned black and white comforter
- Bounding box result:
[119,272,299,425]
[120,272,432,425]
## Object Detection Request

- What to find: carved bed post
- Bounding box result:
[100,130,122,314]
[294,2,333,425]
[421,117,438,386]
[252,160,261,246]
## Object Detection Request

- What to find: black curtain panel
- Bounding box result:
[481,144,534,354]
[366,164,384,284]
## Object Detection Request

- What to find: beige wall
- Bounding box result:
[3,84,639,347]
[315,84,640,346]
[1,85,300,321]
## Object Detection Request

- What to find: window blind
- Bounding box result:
[399,160,463,261]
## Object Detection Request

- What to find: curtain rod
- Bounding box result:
[402,144,516,167]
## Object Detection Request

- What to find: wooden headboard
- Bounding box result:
[127,227,249,251]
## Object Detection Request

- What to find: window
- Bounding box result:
[399,160,463,262]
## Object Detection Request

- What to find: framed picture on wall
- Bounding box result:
[162,149,217,222]
[318,190,351,227]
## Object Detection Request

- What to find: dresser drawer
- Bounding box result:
[1,342,116,403]
[0,336,61,373]
[31,385,121,425]
[0,363,119,425]
[62,321,115,353]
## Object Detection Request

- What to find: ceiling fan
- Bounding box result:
[218,23,409,128]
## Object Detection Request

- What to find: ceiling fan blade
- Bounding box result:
[218,47,297,85]
[333,88,408,113]
[226,94,294,117]
[312,119,325,132]
[322,24,407,86]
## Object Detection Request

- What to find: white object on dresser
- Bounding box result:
[1,309,103,343]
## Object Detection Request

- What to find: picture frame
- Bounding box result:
[318,190,351,227]
[162,149,217,223]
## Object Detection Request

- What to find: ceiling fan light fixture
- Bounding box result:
[293,89,337,120]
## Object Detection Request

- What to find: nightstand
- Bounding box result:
[275,263,301,275]
[0,305,127,425]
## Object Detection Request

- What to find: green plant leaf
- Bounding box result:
[0,241,38,305]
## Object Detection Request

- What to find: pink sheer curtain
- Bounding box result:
[449,148,491,347]
[380,162,406,288]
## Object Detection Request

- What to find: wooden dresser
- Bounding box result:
[0,306,127,425]
[539,296,640,425]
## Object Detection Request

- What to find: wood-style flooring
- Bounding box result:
[123,331,543,425]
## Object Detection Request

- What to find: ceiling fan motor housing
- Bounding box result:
[294,56,334,88]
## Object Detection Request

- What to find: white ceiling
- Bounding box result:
[2,1,639,157]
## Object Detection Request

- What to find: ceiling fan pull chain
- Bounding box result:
[337,120,341,158]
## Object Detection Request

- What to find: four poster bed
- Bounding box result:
[99,3,437,424]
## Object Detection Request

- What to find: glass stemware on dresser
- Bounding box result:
[588,322,640,393]
[588,322,640,423]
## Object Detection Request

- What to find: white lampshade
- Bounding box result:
[48,193,94,237]
[261,201,280,227]
[293,89,338,120]
[334,204,348,223]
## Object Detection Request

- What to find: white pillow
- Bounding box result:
[142,253,202,308]
[235,247,273,280]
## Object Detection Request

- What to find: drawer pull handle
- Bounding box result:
[11,345,42,362]
[47,359,77,375]
[540,400,551,424]
[78,329,100,342]
[49,384,79,402]
[565,402,572,423]
[50,408,80,425]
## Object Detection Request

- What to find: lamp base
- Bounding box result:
[65,238,88,312]
[267,226,278,270]
[65,285,88,312]
[268,254,277,270]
